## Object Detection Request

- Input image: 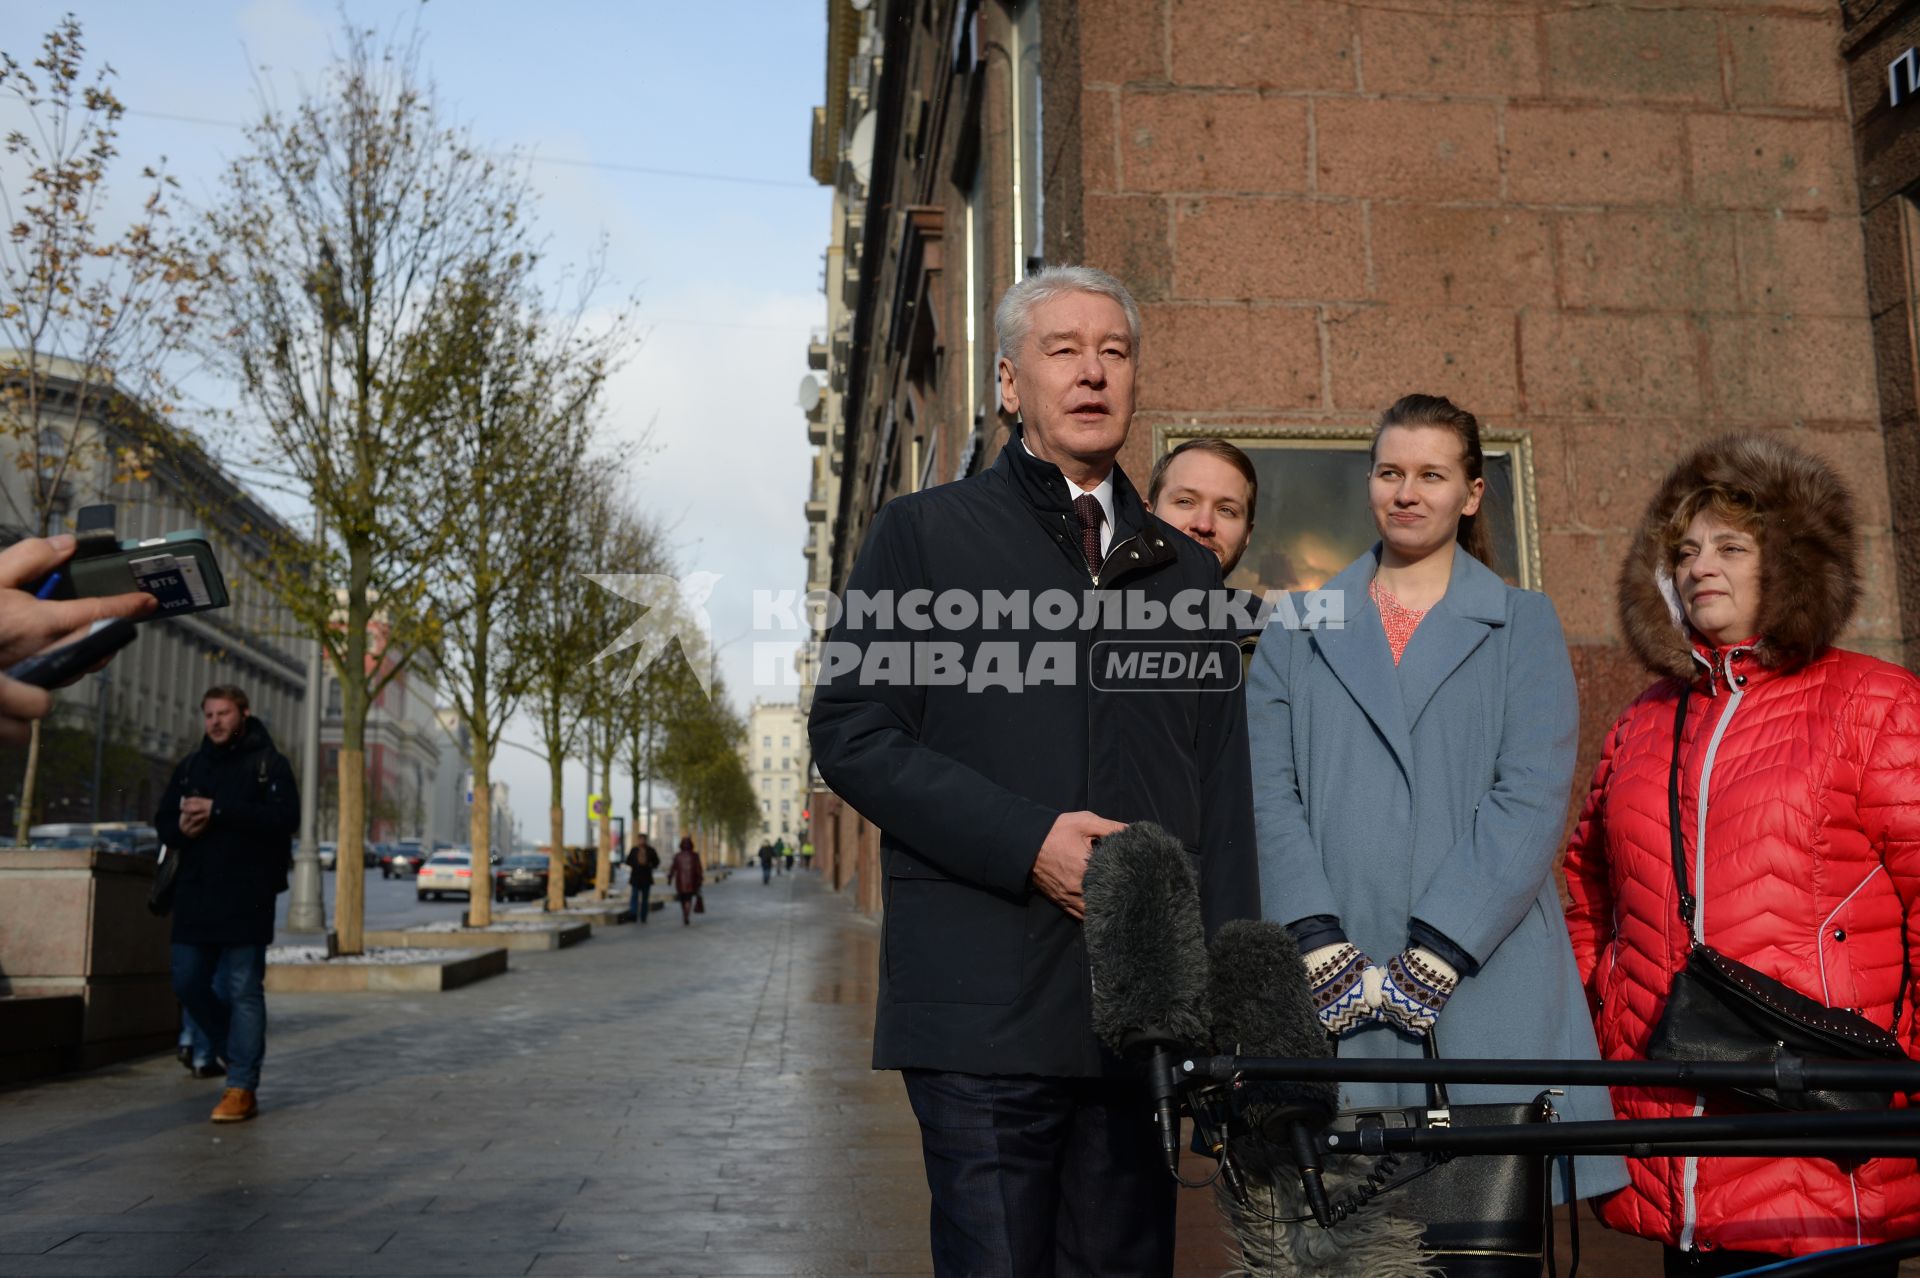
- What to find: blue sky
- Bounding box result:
[4,0,831,841]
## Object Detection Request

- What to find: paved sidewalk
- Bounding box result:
[4,868,1874,1277]
[0,873,930,1276]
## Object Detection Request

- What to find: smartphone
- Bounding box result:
[4,618,139,688]
[64,531,230,619]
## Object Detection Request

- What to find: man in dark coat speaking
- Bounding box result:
[156,684,299,1124]
[808,266,1258,1275]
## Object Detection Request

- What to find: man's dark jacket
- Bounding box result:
[808,432,1259,1077]
[154,716,300,947]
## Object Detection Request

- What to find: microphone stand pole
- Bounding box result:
[1187,1054,1920,1095]
[1323,1107,1920,1159]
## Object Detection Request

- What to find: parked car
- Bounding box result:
[317,841,338,871]
[492,853,550,903]
[416,851,473,901]
[378,844,428,877]
[26,823,159,856]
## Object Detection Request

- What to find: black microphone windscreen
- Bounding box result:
[1207,920,1338,1124]
[1082,821,1210,1057]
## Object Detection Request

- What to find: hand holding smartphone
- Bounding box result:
[3,618,138,688]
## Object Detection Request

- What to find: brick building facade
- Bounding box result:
[804,0,1915,907]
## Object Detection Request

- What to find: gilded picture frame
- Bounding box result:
[1153,425,1542,594]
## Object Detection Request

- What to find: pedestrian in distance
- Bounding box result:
[800,839,813,871]
[1246,394,1628,1255]
[155,685,299,1124]
[624,834,659,924]
[758,839,776,885]
[782,841,794,874]
[810,265,1258,1277]
[667,835,703,926]
[1564,435,1920,1275]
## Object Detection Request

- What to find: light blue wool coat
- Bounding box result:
[1248,544,1628,1201]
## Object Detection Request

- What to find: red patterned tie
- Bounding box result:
[1073,493,1104,579]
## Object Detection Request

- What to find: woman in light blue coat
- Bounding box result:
[1247,394,1625,1208]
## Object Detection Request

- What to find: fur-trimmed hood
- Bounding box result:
[1618,433,1860,679]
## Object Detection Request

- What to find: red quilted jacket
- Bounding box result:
[1564,642,1920,1256]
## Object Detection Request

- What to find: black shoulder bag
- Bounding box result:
[147,843,181,916]
[1644,684,1910,1112]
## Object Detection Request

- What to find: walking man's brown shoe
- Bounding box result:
[210,1088,257,1123]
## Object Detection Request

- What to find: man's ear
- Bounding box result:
[997,354,1020,419]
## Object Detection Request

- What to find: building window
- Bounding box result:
[781,735,790,748]
[763,734,771,747]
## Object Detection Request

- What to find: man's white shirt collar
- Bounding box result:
[1023,437,1115,556]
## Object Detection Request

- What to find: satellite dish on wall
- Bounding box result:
[850,0,871,10]
[797,375,821,412]
[849,111,877,187]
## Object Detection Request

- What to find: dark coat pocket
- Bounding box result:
[885,875,1026,1006]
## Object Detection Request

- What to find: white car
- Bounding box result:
[416,851,474,901]
[317,842,338,871]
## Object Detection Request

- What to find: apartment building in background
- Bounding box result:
[745,700,809,844]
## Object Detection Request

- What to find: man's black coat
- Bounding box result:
[155,716,300,947]
[809,432,1259,1077]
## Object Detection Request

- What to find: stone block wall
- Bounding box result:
[1066,0,1896,781]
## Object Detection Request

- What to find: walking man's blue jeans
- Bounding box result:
[177,950,233,1068]
[171,943,267,1090]
[628,878,651,923]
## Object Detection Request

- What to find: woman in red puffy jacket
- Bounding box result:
[1564,435,1920,1276]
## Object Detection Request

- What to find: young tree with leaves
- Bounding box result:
[410,247,627,926]
[202,22,530,952]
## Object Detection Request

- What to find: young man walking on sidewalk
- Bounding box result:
[156,685,299,1123]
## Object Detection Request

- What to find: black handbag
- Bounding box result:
[1325,1035,1568,1277]
[1644,685,1910,1112]
[147,843,181,917]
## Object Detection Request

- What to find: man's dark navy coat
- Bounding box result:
[809,431,1259,1077]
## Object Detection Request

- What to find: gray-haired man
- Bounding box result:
[810,266,1258,1275]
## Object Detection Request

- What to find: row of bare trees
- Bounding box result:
[1,16,760,953]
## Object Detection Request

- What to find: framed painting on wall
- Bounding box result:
[1154,426,1543,595]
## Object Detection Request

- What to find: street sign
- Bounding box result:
[588,793,609,819]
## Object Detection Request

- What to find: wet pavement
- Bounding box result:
[1,868,1892,1276]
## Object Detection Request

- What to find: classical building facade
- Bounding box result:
[802,0,1915,908]
[0,355,310,830]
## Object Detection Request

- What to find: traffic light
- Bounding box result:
[801,808,810,822]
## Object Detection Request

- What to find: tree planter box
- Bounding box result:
[264,946,507,992]
[500,904,627,928]
[365,922,589,951]
[0,848,176,1073]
